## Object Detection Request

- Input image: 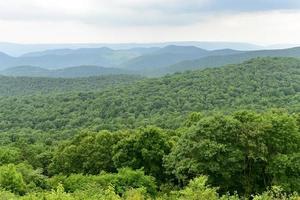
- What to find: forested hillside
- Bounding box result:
[0,57,299,132]
[1,57,298,131]
[0,74,142,96]
[0,65,133,78]
[0,57,299,199]
[169,47,300,73]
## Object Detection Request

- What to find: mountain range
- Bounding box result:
[0,41,262,56]
[0,47,148,70]
[1,44,300,77]
[168,46,300,73]
[0,65,133,78]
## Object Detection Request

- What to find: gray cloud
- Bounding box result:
[0,0,299,27]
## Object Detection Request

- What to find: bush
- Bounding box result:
[49,168,157,196]
[0,164,26,195]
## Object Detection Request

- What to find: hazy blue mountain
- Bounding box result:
[160,41,262,50]
[0,46,164,70]
[0,41,263,56]
[154,45,209,54]
[120,45,210,71]
[0,47,142,70]
[0,65,132,78]
[0,66,50,77]
[3,45,300,77]
[0,42,114,57]
[1,45,234,72]
[0,51,13,61]
[21,47,155,57]
[21,48,92,57]
[50,66,132,77]
[168,46,300,73]
[120,46,243,74]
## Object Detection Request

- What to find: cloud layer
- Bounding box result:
[0,0,299,44]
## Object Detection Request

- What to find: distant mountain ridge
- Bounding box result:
[168,46,300,73]
[0,65,132,78]
[1,45,300,77]
[0,45,243,73]
[119,45,243,74]
[0,47,145,70]
[0,41,263,56]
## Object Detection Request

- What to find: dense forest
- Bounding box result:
[0,65,134,78]
[0,57,299,199]
[0,74,142,96]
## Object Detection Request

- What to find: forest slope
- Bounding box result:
[0,65,133,78]
[0,74,142,96]
[0,57,299,132]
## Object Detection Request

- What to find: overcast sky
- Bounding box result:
[1,0,300,44]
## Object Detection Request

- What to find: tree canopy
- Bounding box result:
[0,57,299,199]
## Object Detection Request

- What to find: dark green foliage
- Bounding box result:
[0,57,298,198]
[164,111,300,196]
[0,57,299,134]
[113,127,171,181]
[50,127,171,182]
[0,147,22,165]
[50,130,124,175]
[0,74,142,96]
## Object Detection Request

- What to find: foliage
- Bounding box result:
[0,164,26,195]
[49,168,157,196]
[113,127,171,181]
[0,74,142,96]
[50,130,124,175]
[164,110,300,196]
[0,57,299,198]
[0,57,299,136]
[0,147,22,165]
[175,176,219,200]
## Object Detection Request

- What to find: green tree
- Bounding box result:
[0,147,21,165]
[165,111,300,196]
[0,164,26,195]
[113,127,171,182]
[50,130,123,175]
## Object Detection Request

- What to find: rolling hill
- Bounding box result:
[0,51,13,63]
[168,46,300,73]
[120,45,242,74]
[0,45,242,76]
[0,65,133,78]
[0,66,50,77]
[0,41,262,56]
[0,74,142,96]
[0,47,148,70]
[0,57,299,131]
[2,45,300,77]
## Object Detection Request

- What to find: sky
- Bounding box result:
[0,0,300,45]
